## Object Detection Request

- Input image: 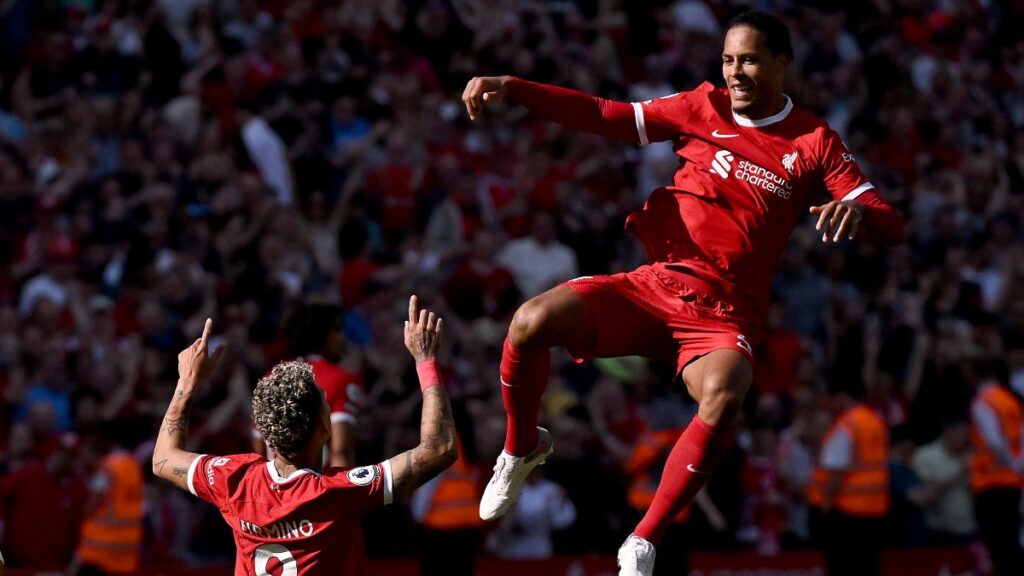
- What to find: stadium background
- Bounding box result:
[1,0,1023,574]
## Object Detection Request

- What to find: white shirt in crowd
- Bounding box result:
[496,237,578,299]
[491,477,577,560]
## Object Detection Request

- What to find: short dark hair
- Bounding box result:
[727,11,793,59]
[286,303,343,358]
[253,361,322,459]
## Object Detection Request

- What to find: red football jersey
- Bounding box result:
[186,453,392,575]
[305,356,363,426]
[625,82,872,319]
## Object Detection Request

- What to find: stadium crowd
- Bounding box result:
[1,0,1023,573]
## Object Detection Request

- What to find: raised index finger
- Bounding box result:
[409,295,419,325]
[201,318,213,345]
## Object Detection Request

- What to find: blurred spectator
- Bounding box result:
[910,420,975,545]
[738,422,784,555]
[486,467,576,560]
[886,425,928,547]
[496,212,579,299]
[0,432,86,569]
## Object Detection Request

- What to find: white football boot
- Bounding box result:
[617,534,656,576]
[478,426,554,521]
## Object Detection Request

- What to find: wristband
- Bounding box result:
[416,359,442,391]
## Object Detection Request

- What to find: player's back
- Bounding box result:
[186,453,392,575]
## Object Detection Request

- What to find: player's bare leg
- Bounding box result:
[480,285,595,521]
[618,349,752,575]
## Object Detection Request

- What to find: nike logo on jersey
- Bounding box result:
[712,130,739,138]
[686,464,709,474]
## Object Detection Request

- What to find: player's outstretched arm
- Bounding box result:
[462,76,644,143]
[152,319,225,491]
[810,192,905,245]
[388,296,458,500]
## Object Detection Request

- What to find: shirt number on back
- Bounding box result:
[255,543,297,576]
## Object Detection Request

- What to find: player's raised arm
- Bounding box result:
[387,296,458,500]
[463,75,672,144]
[152,319,225,491]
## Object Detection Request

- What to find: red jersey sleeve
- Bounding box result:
[187,453,264,507]
[632,82,712,145]
[818,129,906,245]
[316,365,363,425]
[818,128,873,201]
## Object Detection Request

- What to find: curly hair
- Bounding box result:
[252,361,323,460]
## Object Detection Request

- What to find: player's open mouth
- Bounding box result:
[731,86,753,98]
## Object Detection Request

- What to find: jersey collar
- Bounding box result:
[732,95,793,128]
[266,461,320,483]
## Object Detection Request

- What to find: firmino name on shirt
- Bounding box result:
[239,518,315,539]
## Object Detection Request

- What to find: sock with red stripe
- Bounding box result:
[500,337,550,456]
[632,415,736,544]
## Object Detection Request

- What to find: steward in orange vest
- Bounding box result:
[807,385,890,576]
[626,427,692,524]
[76,448,144,575]
[807,403,890,517]
[419,440,486,531]
[969,376,1024,576]
[970,382,1024,493]
[413,435,485,576]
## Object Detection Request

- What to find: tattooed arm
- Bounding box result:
[152,319,224,491]
[388,296,459,500]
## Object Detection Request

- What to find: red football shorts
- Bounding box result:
[563,264,758,375]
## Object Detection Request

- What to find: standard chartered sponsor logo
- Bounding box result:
[710,148,793,199]
[734,159,792,199]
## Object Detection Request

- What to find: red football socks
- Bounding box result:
[632,415,736,544]
[500,338,550,456]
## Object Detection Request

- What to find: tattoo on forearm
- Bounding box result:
[172,466,189,477]
[154,457,168,475]
[161,397,194,438]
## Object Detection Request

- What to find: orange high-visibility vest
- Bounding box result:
[78,450,144,574]
[626,427,691,523]
[807,404,889,517]
[422,442,485,530]
[970,384,1024,492]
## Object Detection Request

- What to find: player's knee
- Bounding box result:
[699,376,747,425]
[508,298,553,349]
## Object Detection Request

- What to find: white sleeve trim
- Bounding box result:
[631,102,649,146]
[331,412,357,425]
[380,460,394,505]
[187,454,206,496]
[841,182,875,201]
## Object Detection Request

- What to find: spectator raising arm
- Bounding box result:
[151,319,225,491]
[388,296,459,500]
